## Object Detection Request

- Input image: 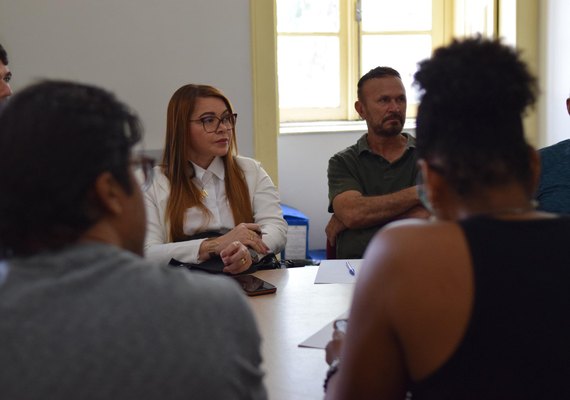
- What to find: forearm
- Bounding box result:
[145,239,204,266]
[334,186,421,229]
[396,204,431,220]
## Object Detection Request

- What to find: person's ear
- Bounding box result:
[418,160,440,201]
[93,172,124,216]
[355,100,365,119]
[566,97,570,116]
[418,159,452,219]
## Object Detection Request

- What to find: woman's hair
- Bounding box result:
[413,36,538,196]
[162,84,253,242]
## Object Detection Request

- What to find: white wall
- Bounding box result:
[541,0,570,147]
[278,130,363,252]
[0,0,254,156]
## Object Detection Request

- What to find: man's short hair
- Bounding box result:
[0,44,8,66]
[357,66,402,100]
[0,80,143,256]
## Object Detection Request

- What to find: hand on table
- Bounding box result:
[219,223,270,255]
[325,320,347,365]
[220,241,252,274]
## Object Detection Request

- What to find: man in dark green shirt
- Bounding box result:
[327,67,430,259]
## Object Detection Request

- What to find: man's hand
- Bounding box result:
[325,214,347,246]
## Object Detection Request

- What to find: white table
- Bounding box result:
[250,266,354,400]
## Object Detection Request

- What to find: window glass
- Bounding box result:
[278,36,340,108]
[362,0,432,32]
[361,34,432,103]
[277,0,339,33]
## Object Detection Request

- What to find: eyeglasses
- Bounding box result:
[1,71,12,84]
[130,154,155,191]
[190,113,237,133]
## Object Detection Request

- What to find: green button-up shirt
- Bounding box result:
[327,132,419,258]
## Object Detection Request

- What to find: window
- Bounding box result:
[276,0,451,122]
[250,0,532,183]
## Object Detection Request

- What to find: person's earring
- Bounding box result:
[417,170,434,214]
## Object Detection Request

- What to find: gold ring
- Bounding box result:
[240,257,246,265]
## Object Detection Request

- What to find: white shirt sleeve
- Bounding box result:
[239,157,288,254]
[143,167,205,266]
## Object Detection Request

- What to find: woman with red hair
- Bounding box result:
[144,84,287,274]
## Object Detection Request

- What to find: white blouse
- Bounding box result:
[144,155,288,266]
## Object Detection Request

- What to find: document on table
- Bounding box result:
[298,310,349,349]
[314,259,362,284]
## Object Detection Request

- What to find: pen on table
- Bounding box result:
[345,261,356,276]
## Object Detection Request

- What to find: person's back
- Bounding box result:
[0,243,265,399]
[408,216,570,399]
[0,80,267,400]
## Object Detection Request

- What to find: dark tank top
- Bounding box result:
[410,216,570,399]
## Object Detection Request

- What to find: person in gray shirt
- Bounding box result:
[0,80,267,400]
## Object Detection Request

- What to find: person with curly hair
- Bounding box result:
[324,36,570,399]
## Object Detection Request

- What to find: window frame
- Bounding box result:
[276,0,452,123]
[250,0,539,183]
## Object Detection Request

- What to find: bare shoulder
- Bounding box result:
[356,219,474,380]
[365,219,462,262]
[358,219,470,298]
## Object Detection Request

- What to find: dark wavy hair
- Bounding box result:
[413,36,538,196]
[0,80,142,256]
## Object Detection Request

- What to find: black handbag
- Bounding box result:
[168,252,281,275]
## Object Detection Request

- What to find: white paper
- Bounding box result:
[314,259,362,284]
[284,225,307,259]
[298,310,350,349]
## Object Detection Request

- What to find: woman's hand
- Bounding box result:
[220,241,253,274]
[198,223,271,262]
[325,321,346,365]
[222,223,271,255]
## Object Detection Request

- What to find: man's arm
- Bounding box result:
[332,186,426,230]
[325,214,347,246]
